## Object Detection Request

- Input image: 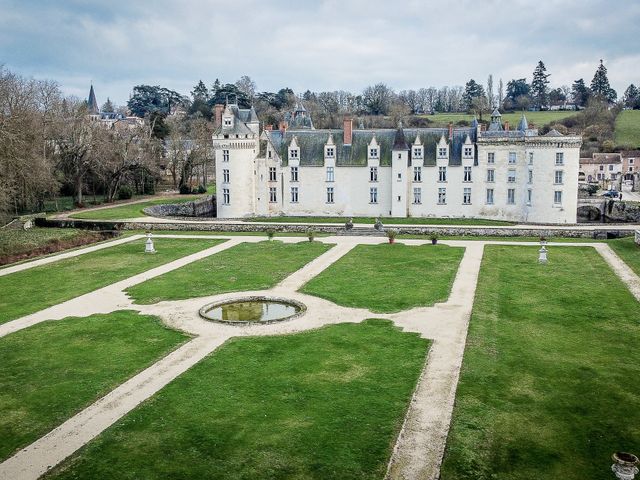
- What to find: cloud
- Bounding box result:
[0,0,638,106]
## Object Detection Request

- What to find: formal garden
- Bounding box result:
[0,232,638,479]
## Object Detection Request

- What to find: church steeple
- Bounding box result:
[87,84,99,114]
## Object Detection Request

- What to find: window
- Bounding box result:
[630,167,634,172]
[554,190,563,204]
[326,147,334,158]
[290,186,298,203]
[487,169,495,182]
[463,187,471,205]
[269,187,277,203]
[527,189,532,205]
[438,166,447,182]
[222,149,229,162]
[369,148,378,158]
[369,166,378,182]
[413,147,422,158]
[555,152,564,165]
[438,187,446,204]
[223,117,231,126]
[507,188,515,204]
[326,187,334,203]
[528,169,533,184]
[464,146,473,157]
[464,166,472,182]
[599,165,604,171]
[370,187,378,204]
[507,169,516,183]
[268,150,272,159]
[487,152,495,164]
[608,164,614,171]
[509,152,517,164]
[269,167,277,181]
[414,166,422,182]
[222,188,230,205]
[397,172,402,181]
[290,166,298,182]
[554,170,564,184]
[486,188,494,205]
[289,149,298,159]
[630,159,635,164]
[528,152,534,165]
[326,166,334,182]
[438,147,447,157]
[222,169,230,183]
[413,187,422,204]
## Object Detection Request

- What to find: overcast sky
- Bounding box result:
[1,0,638,106]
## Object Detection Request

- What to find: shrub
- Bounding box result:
[266,229,275,240]
[179,184,191,195]
[429,232,439,244]
[117,186,133,200]
[197,185,207,194]
[307,229,316,242]
[386,228,398,243]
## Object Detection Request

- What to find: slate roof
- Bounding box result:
[87,85,99,114]
[580,153,621,164]
[266,126,476,167]
[517,114,529,131]
[213,104,257,136]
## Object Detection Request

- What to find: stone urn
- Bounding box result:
[612,452,639,480]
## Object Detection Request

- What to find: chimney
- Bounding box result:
[343,117,353,145]
[265,124,273,131]
[279,121,288,134]
[448,122,453,141]
[214,104,224,128]
[480,124,486,132]
[505,121,509,131]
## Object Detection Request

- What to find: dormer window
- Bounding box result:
[464,146,473,157]
[326,147,335,158]
[438,147,448,158]
[223,117,232,127]
[289,149,298,159]
[370,148,378,158]
[413,147,423,158]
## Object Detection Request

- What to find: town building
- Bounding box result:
[579,153,622,187]
[621,150,640,186]
[213,103,582,223]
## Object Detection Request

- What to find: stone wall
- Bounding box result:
[143,196,215,218]
[604,201,640,223]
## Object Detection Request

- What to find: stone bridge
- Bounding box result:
[578,198,640,223]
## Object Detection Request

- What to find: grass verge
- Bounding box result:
[301,243,465,312]
[608,236,640,276]
[47,319,428,480]
[0,311,188,461]
[440,245,640,479]
[247,216,515,226]
[69,195,206,220]
[127,240,332,304]
[614,110,640,147]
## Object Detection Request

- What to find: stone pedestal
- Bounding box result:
[538,246,548,264]
[145,233,156,254]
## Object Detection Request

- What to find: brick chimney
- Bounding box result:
[214,104,224,128]
[480,124,486,132]
[343,117,353,145]
[448,122,453,141]
[278,121,288,134]
[504,121,509,131]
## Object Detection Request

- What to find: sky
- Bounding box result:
[1,0,639,107]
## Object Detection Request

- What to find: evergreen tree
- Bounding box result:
[191,80,209,101]
[101,97,114,112]
[462,79,486,110]
[590,60,617,103]
[623,84,639,109]
[571,78,589,107]
[531,60,550,109]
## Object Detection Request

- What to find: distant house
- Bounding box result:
[86,85,143,128]
[579,153,622,185]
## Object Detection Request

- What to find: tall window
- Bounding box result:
[414,166,422,182]
[438,187,446,204]
[290,149,298,159]
[463,188,471,205]
[326,166,334,182]
[269,187,277,203]
[554,190,563,204]
[326,186,334,203]
[464,166,472,182]
[528,169,533,184]
[222,188,230,205]
[507,169,516,183]
[508,152,517,164]
[370,187,378,204]
[290,166,298,182]
[268,150,272,159]
[487,152,495,164]
[438,166,447,182]
[486,188,494,205]
[222,169,230,183]
[369,166,378,182]
[290,186,298,203]
[555,152,564,165]
[269,167,277,181]
[555,170,564,184]
[527,189,533,205]
[413,187,422,204]
[487,169,495,182]
[326,147,334,158]
[507,188,515,204]
[222,149,229,162]
[528,152,534,165]
[369,147,378,158]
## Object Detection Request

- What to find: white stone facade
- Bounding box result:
[214,105,582,224]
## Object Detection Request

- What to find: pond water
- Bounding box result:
[201,299,302,323]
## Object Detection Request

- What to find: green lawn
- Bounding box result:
[127,240,333,304]
[615,109,640,147]
[69,195,206,220]
[0,311,188,461]
[301,243,465,312]
[46,319,428,480]
[440,246,640,480]
[609,236,640,276]
[0,238,222,324]
[248,216,515,226]
[419,111,576,127]
[0,228,99,260]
